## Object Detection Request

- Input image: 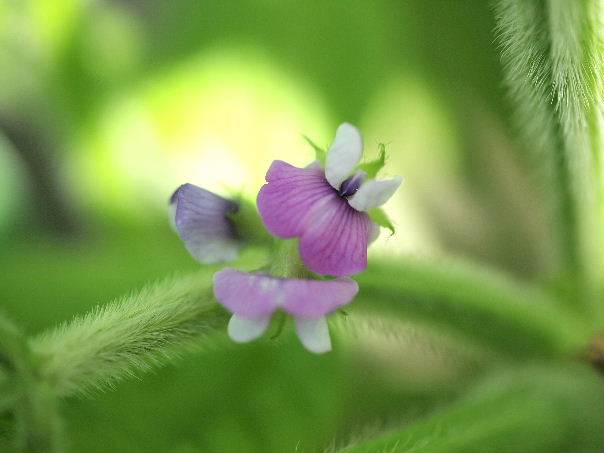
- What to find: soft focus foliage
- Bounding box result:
[1,1,604,453]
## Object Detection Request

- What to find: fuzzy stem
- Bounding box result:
[30,272,229,397]
[0,315,62,453]
[495,0,604,320]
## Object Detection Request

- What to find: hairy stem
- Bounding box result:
[0,315,62,453]
[30,272,228,397]
[495,0,604,320]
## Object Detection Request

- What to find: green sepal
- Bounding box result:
[227,197,273,247]
[302,135,326,164]
[369,207,395,235]
[358,143,387,178]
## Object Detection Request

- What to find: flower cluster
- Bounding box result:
[170,123,402,353]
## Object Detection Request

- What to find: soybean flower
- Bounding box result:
[171,123,401,353]
[257,123,402,276]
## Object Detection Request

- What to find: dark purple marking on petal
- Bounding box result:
[213,268,358,319]
[172,184,240,263]
[338,171,366,197]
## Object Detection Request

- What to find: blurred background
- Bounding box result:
[0,1,566,452]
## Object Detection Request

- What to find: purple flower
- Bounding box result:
[257,123,402,277]
[170,184,240,263]
[214,268,358,353]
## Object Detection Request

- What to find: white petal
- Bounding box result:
[227,315,271,343]
[348,176,403,212]
[295,317,332,354]
[325,123,363,190]
[369,221,381,244]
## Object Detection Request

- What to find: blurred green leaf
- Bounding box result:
[356,258,588,359]
[339,364,604,453]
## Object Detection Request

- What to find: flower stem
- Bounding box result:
[0,315,62,453]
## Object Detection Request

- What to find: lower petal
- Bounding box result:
[294,317,332,354]
[282,277,358,318]
[228,315,271,343]
[213,269,281,318]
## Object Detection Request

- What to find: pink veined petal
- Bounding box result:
[282,277,358,318]
[213,268,282,318]
[214,269,358,319]
[299,195,373,276]
[257,160,336,238]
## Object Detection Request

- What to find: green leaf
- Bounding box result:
[355,257,588,359]
[338,364,604,453]
[358,143,387,178]
[368,207,395,235]
[302,134,326,164]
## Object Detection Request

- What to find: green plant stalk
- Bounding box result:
[30,271,229,398]
[0,315,62,453]
[337,364,604,453]
[495,0,604,322]
[356,258,588,359]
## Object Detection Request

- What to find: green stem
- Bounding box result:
[495,0,604,319]
[0,315,62,453]
[30,271,229,397]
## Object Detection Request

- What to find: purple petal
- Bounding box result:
[213,268,358,318]
[281,277,358,318]
[257,160,334,238]
[299,195,373,276]
[213,268,282,318]
[171,184,239,263]
[257,160,373,276]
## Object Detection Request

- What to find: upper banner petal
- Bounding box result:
[257,160,335,238]
[299,197,373,276]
